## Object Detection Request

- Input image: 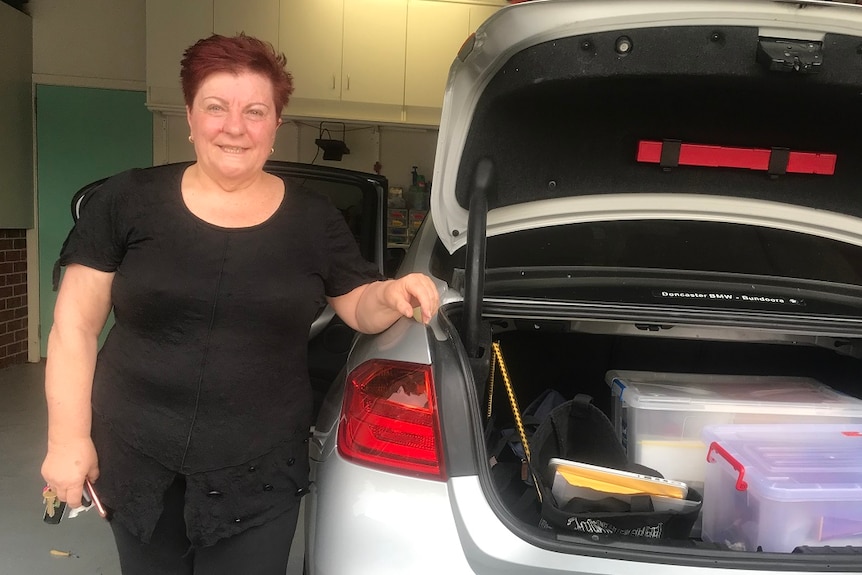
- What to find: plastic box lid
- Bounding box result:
[702,423,862,502]
[605,370,862,416]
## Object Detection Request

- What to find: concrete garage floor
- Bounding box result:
[0,362,304,575]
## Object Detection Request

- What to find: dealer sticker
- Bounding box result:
[655,290,804,306]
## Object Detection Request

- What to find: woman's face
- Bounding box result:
[187,70,281,184]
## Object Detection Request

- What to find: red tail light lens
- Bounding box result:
[337,359,446,480]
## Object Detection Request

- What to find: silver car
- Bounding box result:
[304,1,862,573]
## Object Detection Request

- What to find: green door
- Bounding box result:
[36,85,153,356]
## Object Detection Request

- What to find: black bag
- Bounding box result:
[527,394,702,540]
[486,342,700,539]
[487,388,567,477]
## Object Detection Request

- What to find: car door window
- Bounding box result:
[283,176,375,263]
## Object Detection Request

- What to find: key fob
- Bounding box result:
[43,501,66,524]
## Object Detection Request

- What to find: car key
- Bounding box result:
[42,482,106,523]
[42,486,66,524]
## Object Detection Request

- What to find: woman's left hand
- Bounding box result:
[381,273,440,325]
[329,272,440,334]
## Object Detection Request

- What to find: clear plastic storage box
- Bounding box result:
[701,423,862,552]
[604,371,862,488]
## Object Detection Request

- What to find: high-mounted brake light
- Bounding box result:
[338,359,446,480]
[637,139,836,176]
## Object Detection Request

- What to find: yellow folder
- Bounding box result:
[550,458,688,499]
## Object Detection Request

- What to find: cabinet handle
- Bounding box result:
[331,75,335,90]
[346,75,350,90]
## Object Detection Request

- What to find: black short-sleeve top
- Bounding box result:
[59,163,380,473]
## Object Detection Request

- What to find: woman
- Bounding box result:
[40,33,439,575]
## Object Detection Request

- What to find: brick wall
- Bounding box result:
[0,230,28,369]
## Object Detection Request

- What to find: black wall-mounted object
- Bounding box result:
[314,138,351,161]
[315,122,351,161]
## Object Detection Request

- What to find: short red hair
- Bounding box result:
[180,33,294,116]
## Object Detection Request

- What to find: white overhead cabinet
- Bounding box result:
[282,0,407,106]
[405,0,470,110]
[214,0,280,47]
[404,0,499,120]
[280,0,343,103]
[146,0,214,111]
[470,3,500,32]
[341,0,407,106]
[281,0,408,122]
[146,0,504,125]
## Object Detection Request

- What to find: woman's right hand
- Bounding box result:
[42,264,113,509]
[41,437,99,508]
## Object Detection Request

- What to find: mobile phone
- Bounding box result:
[83,479,107,518]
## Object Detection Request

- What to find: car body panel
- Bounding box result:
[305,454,473,575]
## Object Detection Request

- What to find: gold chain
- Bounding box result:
[492,341,532,464]
[489,341,543,503]
[486,345,496,420]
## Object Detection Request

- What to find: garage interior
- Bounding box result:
[0,0,507,572]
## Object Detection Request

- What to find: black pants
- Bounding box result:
[110,476,301,575]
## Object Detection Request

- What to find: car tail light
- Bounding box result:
[337,359,446,480]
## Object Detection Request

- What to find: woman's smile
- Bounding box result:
[219,145,248,154]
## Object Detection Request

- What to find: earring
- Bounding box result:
[188,135,194,144]
[270,147,275,156]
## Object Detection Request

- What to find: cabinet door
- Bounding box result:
[146,0,214,107]
[405,0,469,109]
[341,0,408,106]
[280,0,344,101]
[214,0,280,48]
[469,4,500,32]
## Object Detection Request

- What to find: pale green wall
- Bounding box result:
[37,85,153,355]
